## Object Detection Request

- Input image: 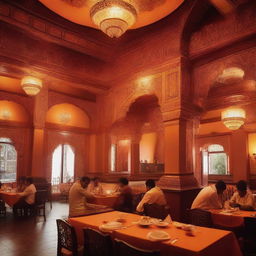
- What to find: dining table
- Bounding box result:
[69,211,242,256]
[0,191,20,207]
[209,209,256,228]
[90,194,118,208]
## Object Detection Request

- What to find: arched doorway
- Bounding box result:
[0,137,17,183]
[51,144,75,184]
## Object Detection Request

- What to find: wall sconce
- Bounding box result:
[0,109,11,120]
[252,153,256,160]
[21,76,42,96]
[59,112,71,124]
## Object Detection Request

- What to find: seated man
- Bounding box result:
[229,180,255,211]
[136,179,167,213]
[69,176,106,217]
[114,177,133,213]
[191,180,226,210]
[13,177,37,214]
[88,177,103,195]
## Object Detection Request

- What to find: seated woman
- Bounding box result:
[229,180,255,211]
[13,177,37,215]
[87,177,103,195]
[114,177,133,213]
[16,176,27,192]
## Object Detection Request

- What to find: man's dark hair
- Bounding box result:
[26,177,33,184]
[119,177,129,185]
[80,176,90,183]
[145,179,155,189]
[215,180,226,191]
[237,180,247,191]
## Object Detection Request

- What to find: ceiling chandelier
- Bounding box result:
[221,108,246,130]
[21,76,42,96]
[90,0,137,38]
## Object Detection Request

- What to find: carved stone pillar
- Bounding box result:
[31,84,48,177]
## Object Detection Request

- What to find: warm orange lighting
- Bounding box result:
[21,76,42,96]
[59,112,71,124]
[119,139,130,145]
[221,108,246,130]
[0,109,11,120]
[218,67,244,84]
[90,0,137,38]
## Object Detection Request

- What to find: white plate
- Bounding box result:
[99,221,122,231]
[173,221,183,229]
[155,221,169,227]
[147,231,170,241]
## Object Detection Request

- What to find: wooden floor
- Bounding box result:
[0,202,69,256]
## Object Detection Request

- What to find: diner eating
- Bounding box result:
[0,0,256,255]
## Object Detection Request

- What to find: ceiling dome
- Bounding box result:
[38,0,184,30]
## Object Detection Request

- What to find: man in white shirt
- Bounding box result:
[69,176,106,217]
[229,180,255,211]
[191,180,226,210]
[13,177,37,215]
[136,179,167,213]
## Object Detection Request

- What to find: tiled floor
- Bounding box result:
[0,202,69,256]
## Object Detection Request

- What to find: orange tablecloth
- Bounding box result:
[0,192,21,207]
[69,211,242,256]
[210,209,256,228]
[91,195,118,208]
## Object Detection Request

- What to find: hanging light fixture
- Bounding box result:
[221,108,246,130]
[90,0,137,38]
[21,76,42,96]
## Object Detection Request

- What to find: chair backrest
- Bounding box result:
[187,208,213,227]
[83,228,112,256]
[56,219,78,256]
[143,203,169,220]
[244,217,256,237]
[114,239,160,256]
[35,190,48,205]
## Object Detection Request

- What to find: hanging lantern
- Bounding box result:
[221,108,246,130]
[21,76,42,96]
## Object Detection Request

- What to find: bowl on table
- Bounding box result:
[99,221,123,231]
[138,216,153,227]
[147,230,170,241]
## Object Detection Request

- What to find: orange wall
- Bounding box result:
[248,133,256,174]
[140,132,157,163]
[46,103,90,128]
[0,100,29,123]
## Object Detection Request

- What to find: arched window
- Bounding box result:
[51,144,75,184]
[203,144,229,175]
[0,137,17,182]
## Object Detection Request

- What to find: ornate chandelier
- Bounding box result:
[221,108,246,130]
[21,76,42,96]
[90,0,137,38]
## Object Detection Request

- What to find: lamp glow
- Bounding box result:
[221,108,246,130]
[21,76,42,96]
[90,0,137,38]
[218,67,245,84]
[59,112,71,124]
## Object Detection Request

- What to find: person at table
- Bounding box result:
[13,177,37,214]
[136,179,167,213]
[191,180,226,210]
[229,180,255,211]
[114,177,133,213]
[88,177,103,195]
[17,176,27,192]
[69,176,106,217]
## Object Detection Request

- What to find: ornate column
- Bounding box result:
[157,57,201,221]
[130,134,141,175]
[31,84,48,178]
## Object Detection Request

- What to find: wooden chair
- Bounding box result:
[35,190,48,221]
[114,239,160,256]
[0,200,6,217]
[143,203,169,220]
[83,228,112,256]
[56,219,78,256]
[242,217,256,253]
[186,208,213,227]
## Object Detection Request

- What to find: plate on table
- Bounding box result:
[99,221,123,231]
[173,221,183,229]
[147,231,170,241]
[153,219,169,227]
[138,217,153,227]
